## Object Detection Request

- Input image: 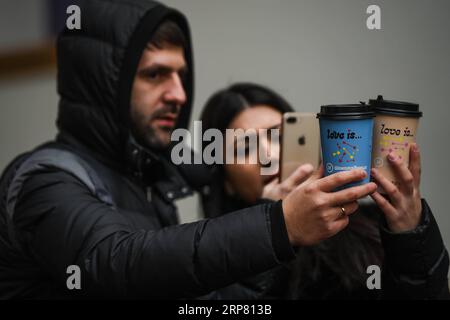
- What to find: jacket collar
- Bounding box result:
[125,134,193,202]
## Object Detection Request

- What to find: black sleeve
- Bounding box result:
[380,199,450,299]
[269,200,296,262]
[13,169,296,298]
[197,200,295,300]
[256,198,297,261]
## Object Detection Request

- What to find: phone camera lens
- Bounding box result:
[286,117,297,124]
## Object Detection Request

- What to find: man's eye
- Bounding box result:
[146,71,160,80]
[141,69,169,81]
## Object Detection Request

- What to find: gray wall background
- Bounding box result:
[0,0,449,273]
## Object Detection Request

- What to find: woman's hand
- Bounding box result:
[370,143,422,233]
[262,164,314,201]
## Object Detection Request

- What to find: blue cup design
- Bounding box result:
[317,105,375,189]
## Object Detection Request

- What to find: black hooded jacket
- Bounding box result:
[0,0,294,298]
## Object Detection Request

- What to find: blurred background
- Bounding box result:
[0,0,449,275]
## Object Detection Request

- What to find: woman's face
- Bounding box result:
[224,105,282,203]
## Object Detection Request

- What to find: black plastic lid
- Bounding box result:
[317,104,375,120]
[368,95,422,117]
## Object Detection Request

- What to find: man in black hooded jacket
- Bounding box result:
[0,0,306,299]
[0,0,448,299]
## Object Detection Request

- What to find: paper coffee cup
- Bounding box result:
[317,104,375,190]
[369,95,422,193]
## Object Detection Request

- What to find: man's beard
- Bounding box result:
[135,124,169,150]
[130,103,178,151]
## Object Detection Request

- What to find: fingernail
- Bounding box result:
[388,153,396,161]
[371,168,376,176]
[413,145,420,153]
[361,170,367,178]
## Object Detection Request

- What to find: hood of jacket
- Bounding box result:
[56,0,194,172]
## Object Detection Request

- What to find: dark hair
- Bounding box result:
[200,82,294,135]
[199,83,294,218]
[148,19,187,50]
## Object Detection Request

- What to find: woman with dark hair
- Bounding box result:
[198,83,313,299]
[199,83,449,299]
[200,83,299,218]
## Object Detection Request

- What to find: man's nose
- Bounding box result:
[163,73,187,106]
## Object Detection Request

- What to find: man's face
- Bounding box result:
[130,44,187,149]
